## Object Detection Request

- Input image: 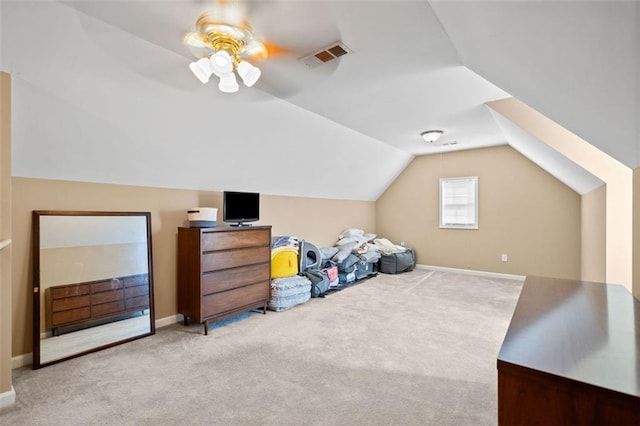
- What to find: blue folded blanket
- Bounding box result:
[271,235,299,248]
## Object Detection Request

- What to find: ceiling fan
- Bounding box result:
[182,0,347,97]
[183,1,288,93]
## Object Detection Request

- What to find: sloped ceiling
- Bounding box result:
[489,109,602,194]
[2,1,637,200]
[431,0,640,168]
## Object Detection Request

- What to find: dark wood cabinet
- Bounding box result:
[45,273,150,336]
[177,226,271,335]
[497,276,640,425]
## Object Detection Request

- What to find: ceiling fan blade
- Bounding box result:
[238,39,291,63]
[198,0,248,28]
[263,40,291,59]
[184,31,208,48]
[183,32,213,58]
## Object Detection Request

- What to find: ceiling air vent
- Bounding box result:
[298,41,353,68]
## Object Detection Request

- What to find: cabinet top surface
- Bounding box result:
[179,225,271,233]
[498,276,640,398]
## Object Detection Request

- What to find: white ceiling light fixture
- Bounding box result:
[421,130,444,143]
[209,50,235,76]
[236,61,261,87]
[188,57,214,84]
[218,72,240,93]
[185,9,270,93]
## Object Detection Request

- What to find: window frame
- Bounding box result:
[439,176,479,230]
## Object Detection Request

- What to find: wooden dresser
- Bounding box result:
[45,273,150,336]
[497,276,640,425]
[177,225,271,335]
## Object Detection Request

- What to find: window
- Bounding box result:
[439,176,478,229]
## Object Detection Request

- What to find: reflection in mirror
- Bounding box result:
[33,211,155,369]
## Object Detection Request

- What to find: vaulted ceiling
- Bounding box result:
[1,1,637,200]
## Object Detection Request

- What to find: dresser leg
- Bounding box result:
[263,302,267,314]
[204,321,209,336]
[183,316,188,326]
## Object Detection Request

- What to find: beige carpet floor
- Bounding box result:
[1,269,523,425]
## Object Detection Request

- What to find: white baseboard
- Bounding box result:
[12,353,32,370]
[13,314,183,369]
[0,386,16,410]
[416,264,525,282]
[155,314,182,329]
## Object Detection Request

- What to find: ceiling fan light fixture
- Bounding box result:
[237,61,261,87]
[421,130,444,143]
[210,50,234,76]
[244,40,268,61]
[218,72,239,93]
[189,57,214,84]
[185,10,271,94]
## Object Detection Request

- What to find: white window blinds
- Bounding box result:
[439,176,478,229]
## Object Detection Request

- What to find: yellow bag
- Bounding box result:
[271,250,299,279]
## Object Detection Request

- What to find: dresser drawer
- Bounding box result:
[52,295,90,312]
[201,262,270,295]
[201,229,270,252]
[125,295,149,310]
[91,279,124,293]
[51,284,89,300]
[202,246,270,272]
[92,300,125,317]
[52,307,91,325]
[125,284,149,299]
[201,282,269,318]
[91,289,124,305]
[124,274,149,287]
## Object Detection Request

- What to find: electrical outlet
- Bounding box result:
[501,254,508,262]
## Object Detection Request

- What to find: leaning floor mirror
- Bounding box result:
[32,211,155,369]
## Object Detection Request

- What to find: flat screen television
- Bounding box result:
[223,191,260,226]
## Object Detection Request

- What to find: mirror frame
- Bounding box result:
[32,210,155,369]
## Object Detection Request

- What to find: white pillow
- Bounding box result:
[332,241,358,263]
[336,236,360,246]
[366,243,380,252]
[339,228,364,239]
